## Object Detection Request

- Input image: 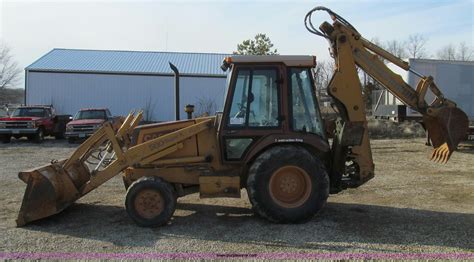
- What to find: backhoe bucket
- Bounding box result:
[423,107,469,163]
[16,160,90,226]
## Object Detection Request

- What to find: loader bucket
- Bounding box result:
[16,160,89,226]
[423,107,469,163]
[16,112,143,226]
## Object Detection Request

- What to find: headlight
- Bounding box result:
[66,125,73,131]
[0,122,6,128]
[27,121,36,128]
[93,124,101,130]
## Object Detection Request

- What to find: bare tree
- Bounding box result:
[370,37,383,47]
[142,97,157,122]
[456,42,473,61]
[0,88,23,105]
[406,34,428,59]
[195,96,217,117]
[385,40,407,59]
[437,44,457,60]
[0,42,22,90]
[313,60,334,91]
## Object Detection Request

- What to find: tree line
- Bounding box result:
[313,34,473,98]
[308,34,473,112]
[0,41,23,105]
[372,34,473,61]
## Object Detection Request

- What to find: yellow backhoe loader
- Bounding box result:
[16,6,469,227]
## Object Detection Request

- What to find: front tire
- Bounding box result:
[125,176,177,227]
[33,128,44,143]
[54,132,65,140]
[246,145,329,223]
[1,135,11,143]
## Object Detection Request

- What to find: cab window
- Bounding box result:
[74,110,107,120]
[228,69,250,126]
[227,68,279,128]
[12,108,47,117]
[290,68,324,137]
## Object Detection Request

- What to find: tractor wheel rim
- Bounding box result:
[269,166,312,208]
[134,189,165,219]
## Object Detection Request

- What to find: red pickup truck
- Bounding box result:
[65,108,114,143]
[0,105,71,143]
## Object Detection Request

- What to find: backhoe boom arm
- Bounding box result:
[305,6,469,188]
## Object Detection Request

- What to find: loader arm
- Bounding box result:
[16,112,214,226]
[305,7,469,188]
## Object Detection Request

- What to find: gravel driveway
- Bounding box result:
[0,138,473,258]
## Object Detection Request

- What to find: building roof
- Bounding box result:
[26,48,231,77]
[409,58,474,66]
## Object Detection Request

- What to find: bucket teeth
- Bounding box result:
[423,107,469,164]
[430,143,451,164]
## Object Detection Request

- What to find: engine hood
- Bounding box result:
[0,117,43,121]
[68,119,105,126]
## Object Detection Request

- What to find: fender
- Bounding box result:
[243,133,330,166]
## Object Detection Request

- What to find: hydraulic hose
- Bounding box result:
[304,6,358,39]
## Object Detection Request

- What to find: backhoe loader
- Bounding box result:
[16,6,469,227]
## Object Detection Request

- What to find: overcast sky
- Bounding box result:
[1,0,473,88]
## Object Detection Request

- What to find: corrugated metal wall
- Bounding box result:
[407,60,474,119]
[377,60,473,120]
[26,72,226,121]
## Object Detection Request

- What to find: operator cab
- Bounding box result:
[219,55,328,164]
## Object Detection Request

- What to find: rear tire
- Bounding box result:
[125,176,176,227]
[34,128,44,143]
[246,145,329,223]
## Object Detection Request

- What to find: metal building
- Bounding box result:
[25,49,229,121]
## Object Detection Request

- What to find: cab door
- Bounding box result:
[42,108,55,132]
[219,65,286,164]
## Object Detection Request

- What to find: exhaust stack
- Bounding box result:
[169,62,180,121]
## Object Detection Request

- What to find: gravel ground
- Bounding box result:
[0,138,473,255]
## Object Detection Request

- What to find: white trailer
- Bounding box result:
[374,59,474,122]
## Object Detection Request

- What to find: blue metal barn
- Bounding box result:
[25,49,230,121]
